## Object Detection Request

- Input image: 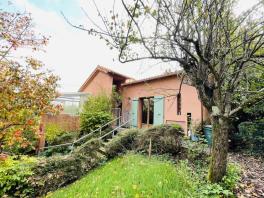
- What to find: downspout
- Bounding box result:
[201,103,204,130]
[178,74,186,95]
[177,74,186,115]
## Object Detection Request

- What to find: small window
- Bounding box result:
[177,93,181,115]
[187,113,192,130]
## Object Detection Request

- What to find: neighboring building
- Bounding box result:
[79,65,208,134]
[53,92,90,115]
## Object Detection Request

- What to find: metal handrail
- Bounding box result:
[41,112,130,151]
[99,119,131,139]
[72,116,120,145]
[42,142,72,149]
[76,118,132,152]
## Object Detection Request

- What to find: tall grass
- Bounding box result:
[47,153,199,198]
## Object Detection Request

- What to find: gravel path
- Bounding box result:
[229,153,264,198]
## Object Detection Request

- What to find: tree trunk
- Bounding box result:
[208,116,230,183]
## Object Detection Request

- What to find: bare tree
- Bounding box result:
[68,0,264,182]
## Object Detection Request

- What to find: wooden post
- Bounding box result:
[148,138,152,159]
[36,123,45,154]
[147,98,150,128]
[138,99,143,128]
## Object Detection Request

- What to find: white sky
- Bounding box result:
[1,0,259,92]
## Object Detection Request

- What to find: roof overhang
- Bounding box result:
[121,71,184,87]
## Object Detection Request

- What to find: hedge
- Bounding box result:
[0,156,37,197]
[29,138,106,197]
[104,128,139,158]
[2,124,188,197]
[231,121,264,156]
[136,124,184,155]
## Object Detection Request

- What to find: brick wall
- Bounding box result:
[41,114,80,132]
[36,114,80,152]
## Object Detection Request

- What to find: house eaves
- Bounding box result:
[121,71,184,87]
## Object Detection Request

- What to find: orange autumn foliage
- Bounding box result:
[0,10,60,152]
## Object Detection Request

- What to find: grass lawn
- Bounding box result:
[47,153,199,198]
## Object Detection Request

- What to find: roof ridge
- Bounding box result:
[97,65,134,80]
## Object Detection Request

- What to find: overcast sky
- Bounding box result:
[0,0,259,92]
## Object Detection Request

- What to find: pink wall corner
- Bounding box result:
[81,71,113,96]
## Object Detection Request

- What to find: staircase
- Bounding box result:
[40,112,131,155]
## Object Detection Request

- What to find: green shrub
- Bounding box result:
[49,131,79,146]
[105,125,185,157]
[199,163,241,197]
[45,123,64,143]
[172,123,183,131]
[43,131,80,157]
[81,93,112,113]
[232,121,264,155]
[0,156,37,197]
[105,129,139,158]
[222,163,241,191]
[80,111,112,134]
[200,183,233,197]
[41,146,73,157]
[136,124,184,155]
[80,94,113,135]
[182,138,209,163]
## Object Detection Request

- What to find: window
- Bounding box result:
[187,113,192,130]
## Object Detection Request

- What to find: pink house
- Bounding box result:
[79,66,133,95]
[79,65,208,134]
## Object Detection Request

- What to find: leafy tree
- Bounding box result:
[70,0,264,182]
[0,11,59,152]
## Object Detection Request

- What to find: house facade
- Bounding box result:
[79,65,208,134]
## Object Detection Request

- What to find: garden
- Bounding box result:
[1,1,264,198]
[1,82,263,197]
[1,123,244,198]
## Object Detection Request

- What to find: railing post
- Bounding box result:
[70,142,74,154]
[119,109,121,126]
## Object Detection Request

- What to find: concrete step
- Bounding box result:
[97,147,106,155]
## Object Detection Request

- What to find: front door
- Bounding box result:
[142,98,154,127]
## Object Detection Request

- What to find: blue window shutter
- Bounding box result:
[154,96,164,125]
[131,98,138,127]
